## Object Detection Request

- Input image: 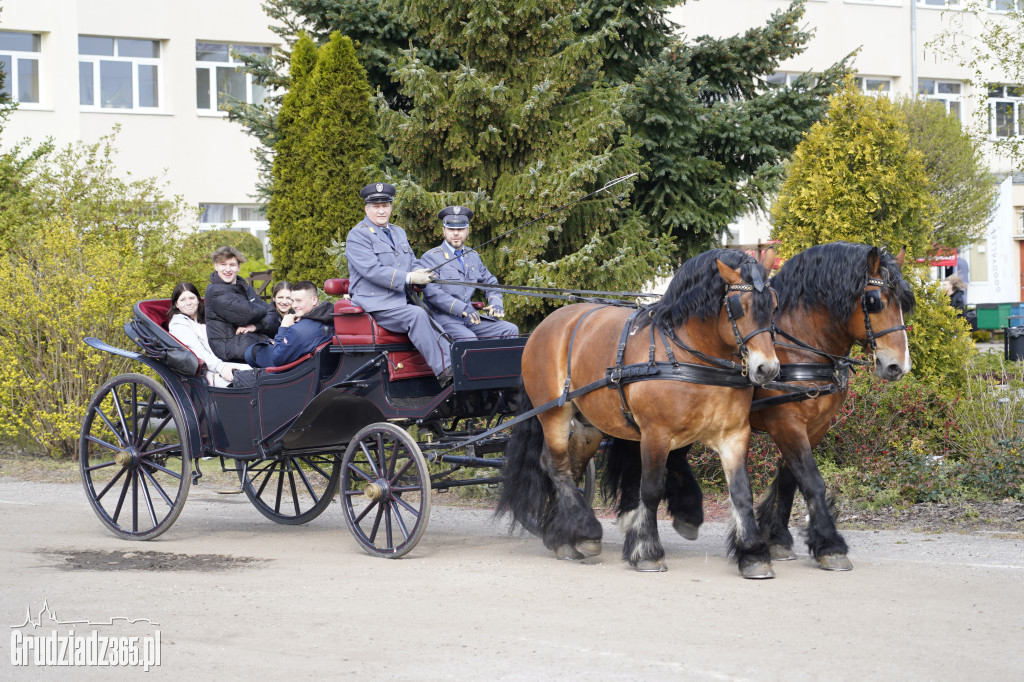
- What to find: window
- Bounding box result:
[918,79,963,120]
[919,0,962,7]
[79,36,161,110]
[854,76,892,96]
[0,31,41,104]
[966,239,988,282]
[988,85,1024,138]
[989,0,1022,10]
[195,43,270,113]
[199,203,266,224]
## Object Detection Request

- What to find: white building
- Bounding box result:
[675,0,1024,304]
[0,0,278,259]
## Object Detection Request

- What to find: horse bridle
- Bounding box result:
[861,276,907,350]
[723,283,777,365]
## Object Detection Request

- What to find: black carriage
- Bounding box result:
[79,278,594,558]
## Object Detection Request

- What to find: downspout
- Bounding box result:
[911,0,918,96]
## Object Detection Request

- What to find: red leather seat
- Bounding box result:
[325,278,434,380]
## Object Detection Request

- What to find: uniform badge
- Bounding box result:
[376,183,383,192]
[453,206,461,215]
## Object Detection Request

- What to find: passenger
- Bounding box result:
[204,246,281,364]
[271,281,293,321]
[345,182,453,385]
[165,282,252,387]
[417,205,519,341]
[247,281,334,368]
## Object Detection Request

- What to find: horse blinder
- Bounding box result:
[862,288,884,314]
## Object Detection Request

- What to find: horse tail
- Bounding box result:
[495,387,555,533]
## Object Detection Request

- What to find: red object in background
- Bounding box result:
[920,246,957,267]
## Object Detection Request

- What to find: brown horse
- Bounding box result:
[497,248,780,577]
[603,242,914,574]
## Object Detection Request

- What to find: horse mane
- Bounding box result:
[771,242,916,320]
[640,249,775,331]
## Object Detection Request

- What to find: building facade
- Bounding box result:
[0,0,278,258]
[674,0,1024,304]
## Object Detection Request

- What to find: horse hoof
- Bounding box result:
[769,544,797,561]
[633,559,667,572]
[555,545,585,561]
[576,539,602,557]
[672,518,700,541]
[817,554,853,571]
[740,561,775,579]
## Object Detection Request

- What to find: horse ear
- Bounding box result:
[895,247,906,269]
[716,259,743,285]
[867,247,881,277]
[759,247,777,272]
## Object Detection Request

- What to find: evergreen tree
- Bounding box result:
[266,32,382,285]
[897,96,998,252]
[376,0,673,326]
[769,82,937,259]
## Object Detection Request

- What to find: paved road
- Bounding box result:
[2,478,1023,680]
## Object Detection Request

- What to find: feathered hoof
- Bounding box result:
[576,539,602,557]
[632,558,667,572]
[769,544,797,561]
[554,544,585,561]
[817,553,853,571]
[672,518,700,541]
[740,561,775,579]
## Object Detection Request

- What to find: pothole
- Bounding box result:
[40,548,264,572]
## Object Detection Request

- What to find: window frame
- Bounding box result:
[0,30,42,106]
[194,42,271,116]
[988,0,1023,12]
[917,78,964,120]
[853,75,894,96]
[78,35,162,112]
[988,85,1024,139]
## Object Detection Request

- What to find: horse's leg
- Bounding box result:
[718,432,774,579]
[619,435,669,572]
[537,406,603,560]
[664,445,703,540]
[756,463,799,560]
[775,430,851,571]
[565,413,604,556]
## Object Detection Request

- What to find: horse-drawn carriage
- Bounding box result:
[80,243,914,578]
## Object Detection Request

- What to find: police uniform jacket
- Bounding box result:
[346,217,417,313]
[205,272,280,362]
[417,242,504,319]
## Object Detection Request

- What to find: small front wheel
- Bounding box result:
[79,373,191,540]
[340,423,431,558]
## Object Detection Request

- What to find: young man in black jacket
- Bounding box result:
[205,246,280,363]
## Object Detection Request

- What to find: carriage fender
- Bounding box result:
[83,337,205,459]
[281,389,387,451]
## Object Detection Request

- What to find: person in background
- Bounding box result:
[246,281,334,368]
[165,282,252,387]
[272,281,293,320]
[417,205,519,341]
[942,274,967,319]
[205,246,280,363]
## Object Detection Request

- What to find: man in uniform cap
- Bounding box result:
[416,205,519,342]
[345,182,453,384]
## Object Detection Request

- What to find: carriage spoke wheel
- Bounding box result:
[79,373,190,541]
[239,453,340,525]
[340,423,431,558]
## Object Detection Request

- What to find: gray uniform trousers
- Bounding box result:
[371,305,451,375]
[433,315,519,341]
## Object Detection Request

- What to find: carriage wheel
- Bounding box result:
[79,373,191,541]
[238,453,340,525]
[340,423,431,558]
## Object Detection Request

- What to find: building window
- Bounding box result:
[79,36,161,110]
[195,43,270,113]
[988,85,1024,138]
[989,0,1022,10]
[854,76,892,96]
[919,0,962,7]
[199,203,267,224]
[0,31,41,104]
[918,79,963,120]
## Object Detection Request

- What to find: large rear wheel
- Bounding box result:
[239,453,340,525]
[79,373,191,540]
[340,423,431,558]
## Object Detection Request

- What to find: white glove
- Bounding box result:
[407,269,436,285]
[463,310,481,325]
[484,306,504,319]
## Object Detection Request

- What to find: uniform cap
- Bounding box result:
[438,205,473,228]
[360,182,396,203]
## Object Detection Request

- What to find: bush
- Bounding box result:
[184,229,265,264]
[905,275,976,393]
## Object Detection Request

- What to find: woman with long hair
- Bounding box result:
[166,282,252,387]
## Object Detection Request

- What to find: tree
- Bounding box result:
[928,1,1024,164]
[266,32,382,285]
[770,83,938,259]
[373,0,673,326]
[897,96,998,251]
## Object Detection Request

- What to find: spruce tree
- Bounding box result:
[266,32,381,285]
[377,0,673,325]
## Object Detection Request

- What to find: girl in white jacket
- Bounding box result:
[165,282,252,387]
